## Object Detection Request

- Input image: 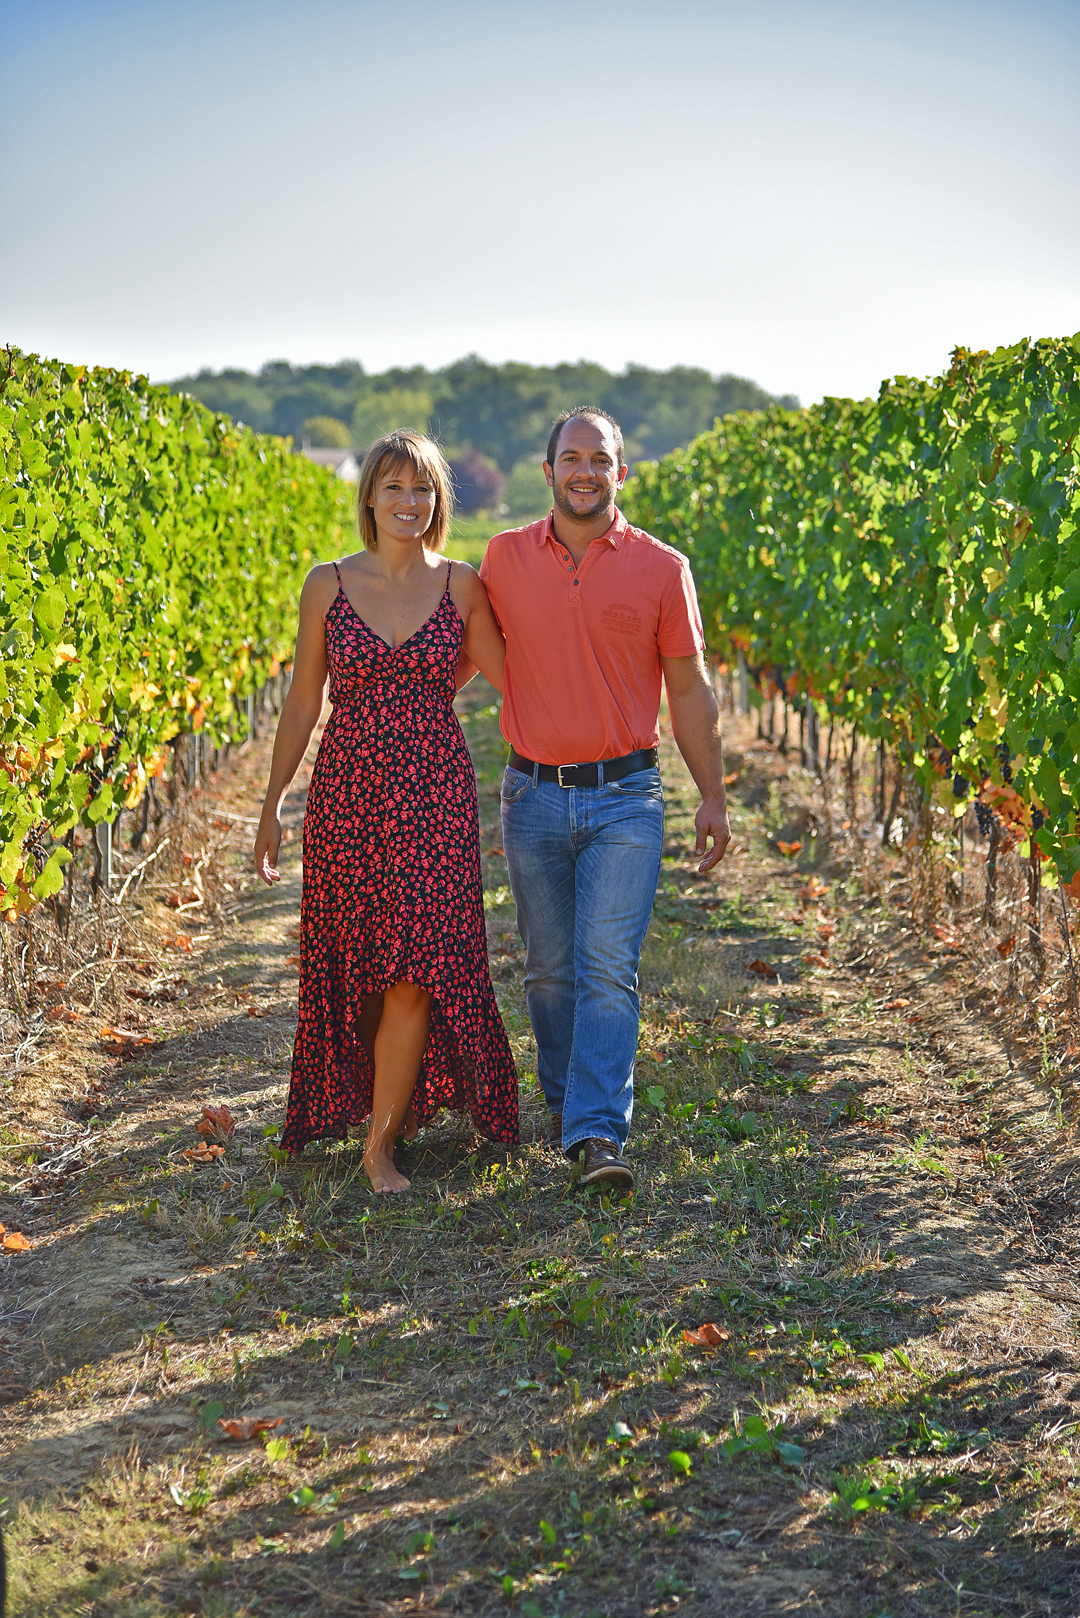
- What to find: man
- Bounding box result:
[479,407,730,1193]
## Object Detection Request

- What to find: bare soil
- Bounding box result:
[1,688,1078,1618]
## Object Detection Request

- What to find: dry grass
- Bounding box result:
[0,694,1078,1616]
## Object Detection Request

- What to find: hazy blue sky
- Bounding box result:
[2,0,1078,403]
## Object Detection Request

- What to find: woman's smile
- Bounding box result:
[370,461,436,543]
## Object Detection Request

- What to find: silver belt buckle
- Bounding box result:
[557,763,575,788]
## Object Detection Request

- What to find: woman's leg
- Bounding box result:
[363,980,431,1192]
[358,991,418,1143]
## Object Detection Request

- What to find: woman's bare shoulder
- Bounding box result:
[301,559,343,611]
[447,558,489,605]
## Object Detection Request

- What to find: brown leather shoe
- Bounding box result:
[572,1137,634,1193]
[549,1112,563,1143]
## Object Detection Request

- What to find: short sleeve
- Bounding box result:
[656,553,705,658]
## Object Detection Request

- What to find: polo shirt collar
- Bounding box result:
[538,508,628,550]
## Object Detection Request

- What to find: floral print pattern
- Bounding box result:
[281,566,519,1153]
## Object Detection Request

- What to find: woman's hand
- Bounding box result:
[250,562,335,881]
[254,811,282,885]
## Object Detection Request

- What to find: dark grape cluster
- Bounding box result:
[975,801,994,836]
[995,741,1013,783]
[952,774,969,799]
[1031,807,1045,830]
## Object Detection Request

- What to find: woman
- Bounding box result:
[253,430,518,1192]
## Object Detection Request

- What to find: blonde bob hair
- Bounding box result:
[355,430,454,551]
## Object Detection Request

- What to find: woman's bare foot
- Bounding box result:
[397,1106,418,1143]
[363,1142,411,1194]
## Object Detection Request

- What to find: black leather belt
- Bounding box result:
[507,746,658,788]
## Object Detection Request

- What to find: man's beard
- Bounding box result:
[552,481,609,523]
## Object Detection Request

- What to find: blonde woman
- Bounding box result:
[254,432,518,1192]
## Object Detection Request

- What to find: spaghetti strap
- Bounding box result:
[332,560,341,582]
[443,559,452,593]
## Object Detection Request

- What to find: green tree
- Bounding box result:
[503,458,550,519]
[351,388,433,448]
[302,415,351,448]
[432,357,564,472]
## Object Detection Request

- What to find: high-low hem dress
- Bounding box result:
[280,563,519,1154]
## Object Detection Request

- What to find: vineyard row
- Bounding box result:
[621,335,1080,888]
[0,349,353,916]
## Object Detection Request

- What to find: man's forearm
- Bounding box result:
[667,682,726,804]
[667,677,731,871]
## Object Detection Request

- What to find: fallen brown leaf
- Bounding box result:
[164,890,200,910]
[163,934,193,952]
[799,877,828,900]
[218,1415,284,1441]
[802,953,830,968]
[776,840,803,858]
[183,1143,225,1163]
[746,958,779,979]
[996,934,1016,958]
[285,953,302,966]
[46,1005,82,1023]
[195,1104,236,1142]
[1,1230,31,1252]
[682,1322,730,1348]
[100,1026,155,1058]
[882,997,911,1010]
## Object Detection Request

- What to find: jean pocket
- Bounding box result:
[500,765,532,804]
[607,768,663,800]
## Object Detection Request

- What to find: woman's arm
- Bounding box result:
[455,649,480,691]
[252,565,335,884]
[450,563,505,693]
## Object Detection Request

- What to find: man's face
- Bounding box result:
[544,418,627,524]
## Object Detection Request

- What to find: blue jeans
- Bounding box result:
[501,764,664,1154]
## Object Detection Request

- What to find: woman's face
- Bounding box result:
[368,458,436,546]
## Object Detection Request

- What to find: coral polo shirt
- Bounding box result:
[479,507,705,766]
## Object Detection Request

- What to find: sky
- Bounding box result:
[2,0,1078,405]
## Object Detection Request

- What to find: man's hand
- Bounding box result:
[694,795,731,873]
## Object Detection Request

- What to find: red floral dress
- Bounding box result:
[281,563,519,1153]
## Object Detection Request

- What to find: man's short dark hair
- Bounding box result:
[546,407,625,470]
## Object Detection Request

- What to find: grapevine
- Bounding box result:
[0,348,352,916]
[621,335,1080,886]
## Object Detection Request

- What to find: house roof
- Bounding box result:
[301,445,359,482]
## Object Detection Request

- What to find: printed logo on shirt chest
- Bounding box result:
[600,601,643,637]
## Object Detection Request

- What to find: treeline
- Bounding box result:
[167,355,797,473]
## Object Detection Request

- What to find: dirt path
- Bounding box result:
[1,692,1078,1617]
